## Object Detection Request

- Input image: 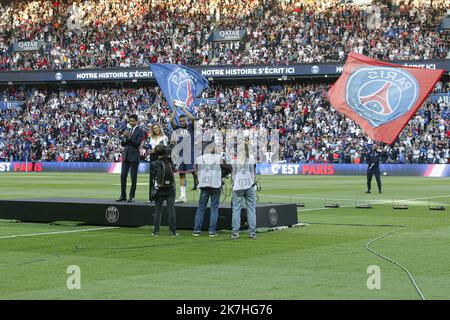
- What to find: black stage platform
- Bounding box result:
[0,198,298,230]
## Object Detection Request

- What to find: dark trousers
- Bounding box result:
[367,170,381,192]
[153,189,176,234]
[121,161,139,198]
[149,153,157,201]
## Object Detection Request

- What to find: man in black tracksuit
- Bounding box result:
[366,143,384,194]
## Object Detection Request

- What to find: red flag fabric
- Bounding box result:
[328,52,444,144]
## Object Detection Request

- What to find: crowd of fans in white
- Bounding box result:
[0,0,448,69]
[1,82,449,164]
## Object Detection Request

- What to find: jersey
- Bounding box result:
[232,157,256,191]
[172,123,195,164]
[196,153,223,189]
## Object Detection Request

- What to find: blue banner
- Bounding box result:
[208,30,247,42]
[7,41,45,54]
[0,101,25,110]
[195,98,218,106]
[429,93,450,104]
[150,64,209,118]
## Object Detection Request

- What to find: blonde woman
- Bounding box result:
[147,123,169,202]
[149,123,169,151]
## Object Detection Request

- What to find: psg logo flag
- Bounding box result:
[150,64,209,118]
[328,52,444,144]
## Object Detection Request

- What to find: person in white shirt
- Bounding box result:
[230,141,257,240]
[192,142,227,237]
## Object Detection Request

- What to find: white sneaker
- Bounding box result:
[175,197,187,203]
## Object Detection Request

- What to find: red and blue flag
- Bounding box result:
[328,52,444,144]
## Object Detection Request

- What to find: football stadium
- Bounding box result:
[0,0,449,302]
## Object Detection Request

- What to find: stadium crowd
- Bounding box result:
[0,0,448,70]
[0,0,448,165]
[1,82,449,164]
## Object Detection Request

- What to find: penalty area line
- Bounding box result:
[0,226,119,240]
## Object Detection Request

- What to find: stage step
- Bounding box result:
[0,198,298,230]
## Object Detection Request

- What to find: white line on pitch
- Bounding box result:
[1,175,60,178]
[259,194,362,201]
[112,183,149,186]
[0,227,119,240]
[260,194,450,203]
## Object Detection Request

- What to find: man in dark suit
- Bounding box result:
[366,143,384,194]
[116,114,144,202]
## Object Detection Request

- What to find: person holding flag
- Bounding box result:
[150,63,209,203]
[365,143,387,194]
[328,52,444,193]
[170,100,199,203]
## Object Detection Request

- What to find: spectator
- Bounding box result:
[1,81,448,164]
[0,0,447,70]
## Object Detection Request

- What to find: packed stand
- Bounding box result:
[1,82,449,164]
[0,0,448,70]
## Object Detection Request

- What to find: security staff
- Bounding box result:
[366,143,384,194]
[30,140,41,172]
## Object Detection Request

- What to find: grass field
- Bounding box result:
[0,172,449,300]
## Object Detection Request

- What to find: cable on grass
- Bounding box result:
[365,226,425,300]
[105,237,230,250]
[300,221,426,300]
[0,253,59,269]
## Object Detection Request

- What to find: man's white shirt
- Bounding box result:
[196,153,223,189]
[231,156,256,191]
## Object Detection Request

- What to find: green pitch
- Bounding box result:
[0,173,449,300]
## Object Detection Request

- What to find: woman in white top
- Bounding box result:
[147,123,169,202]
[149,123,168,150]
